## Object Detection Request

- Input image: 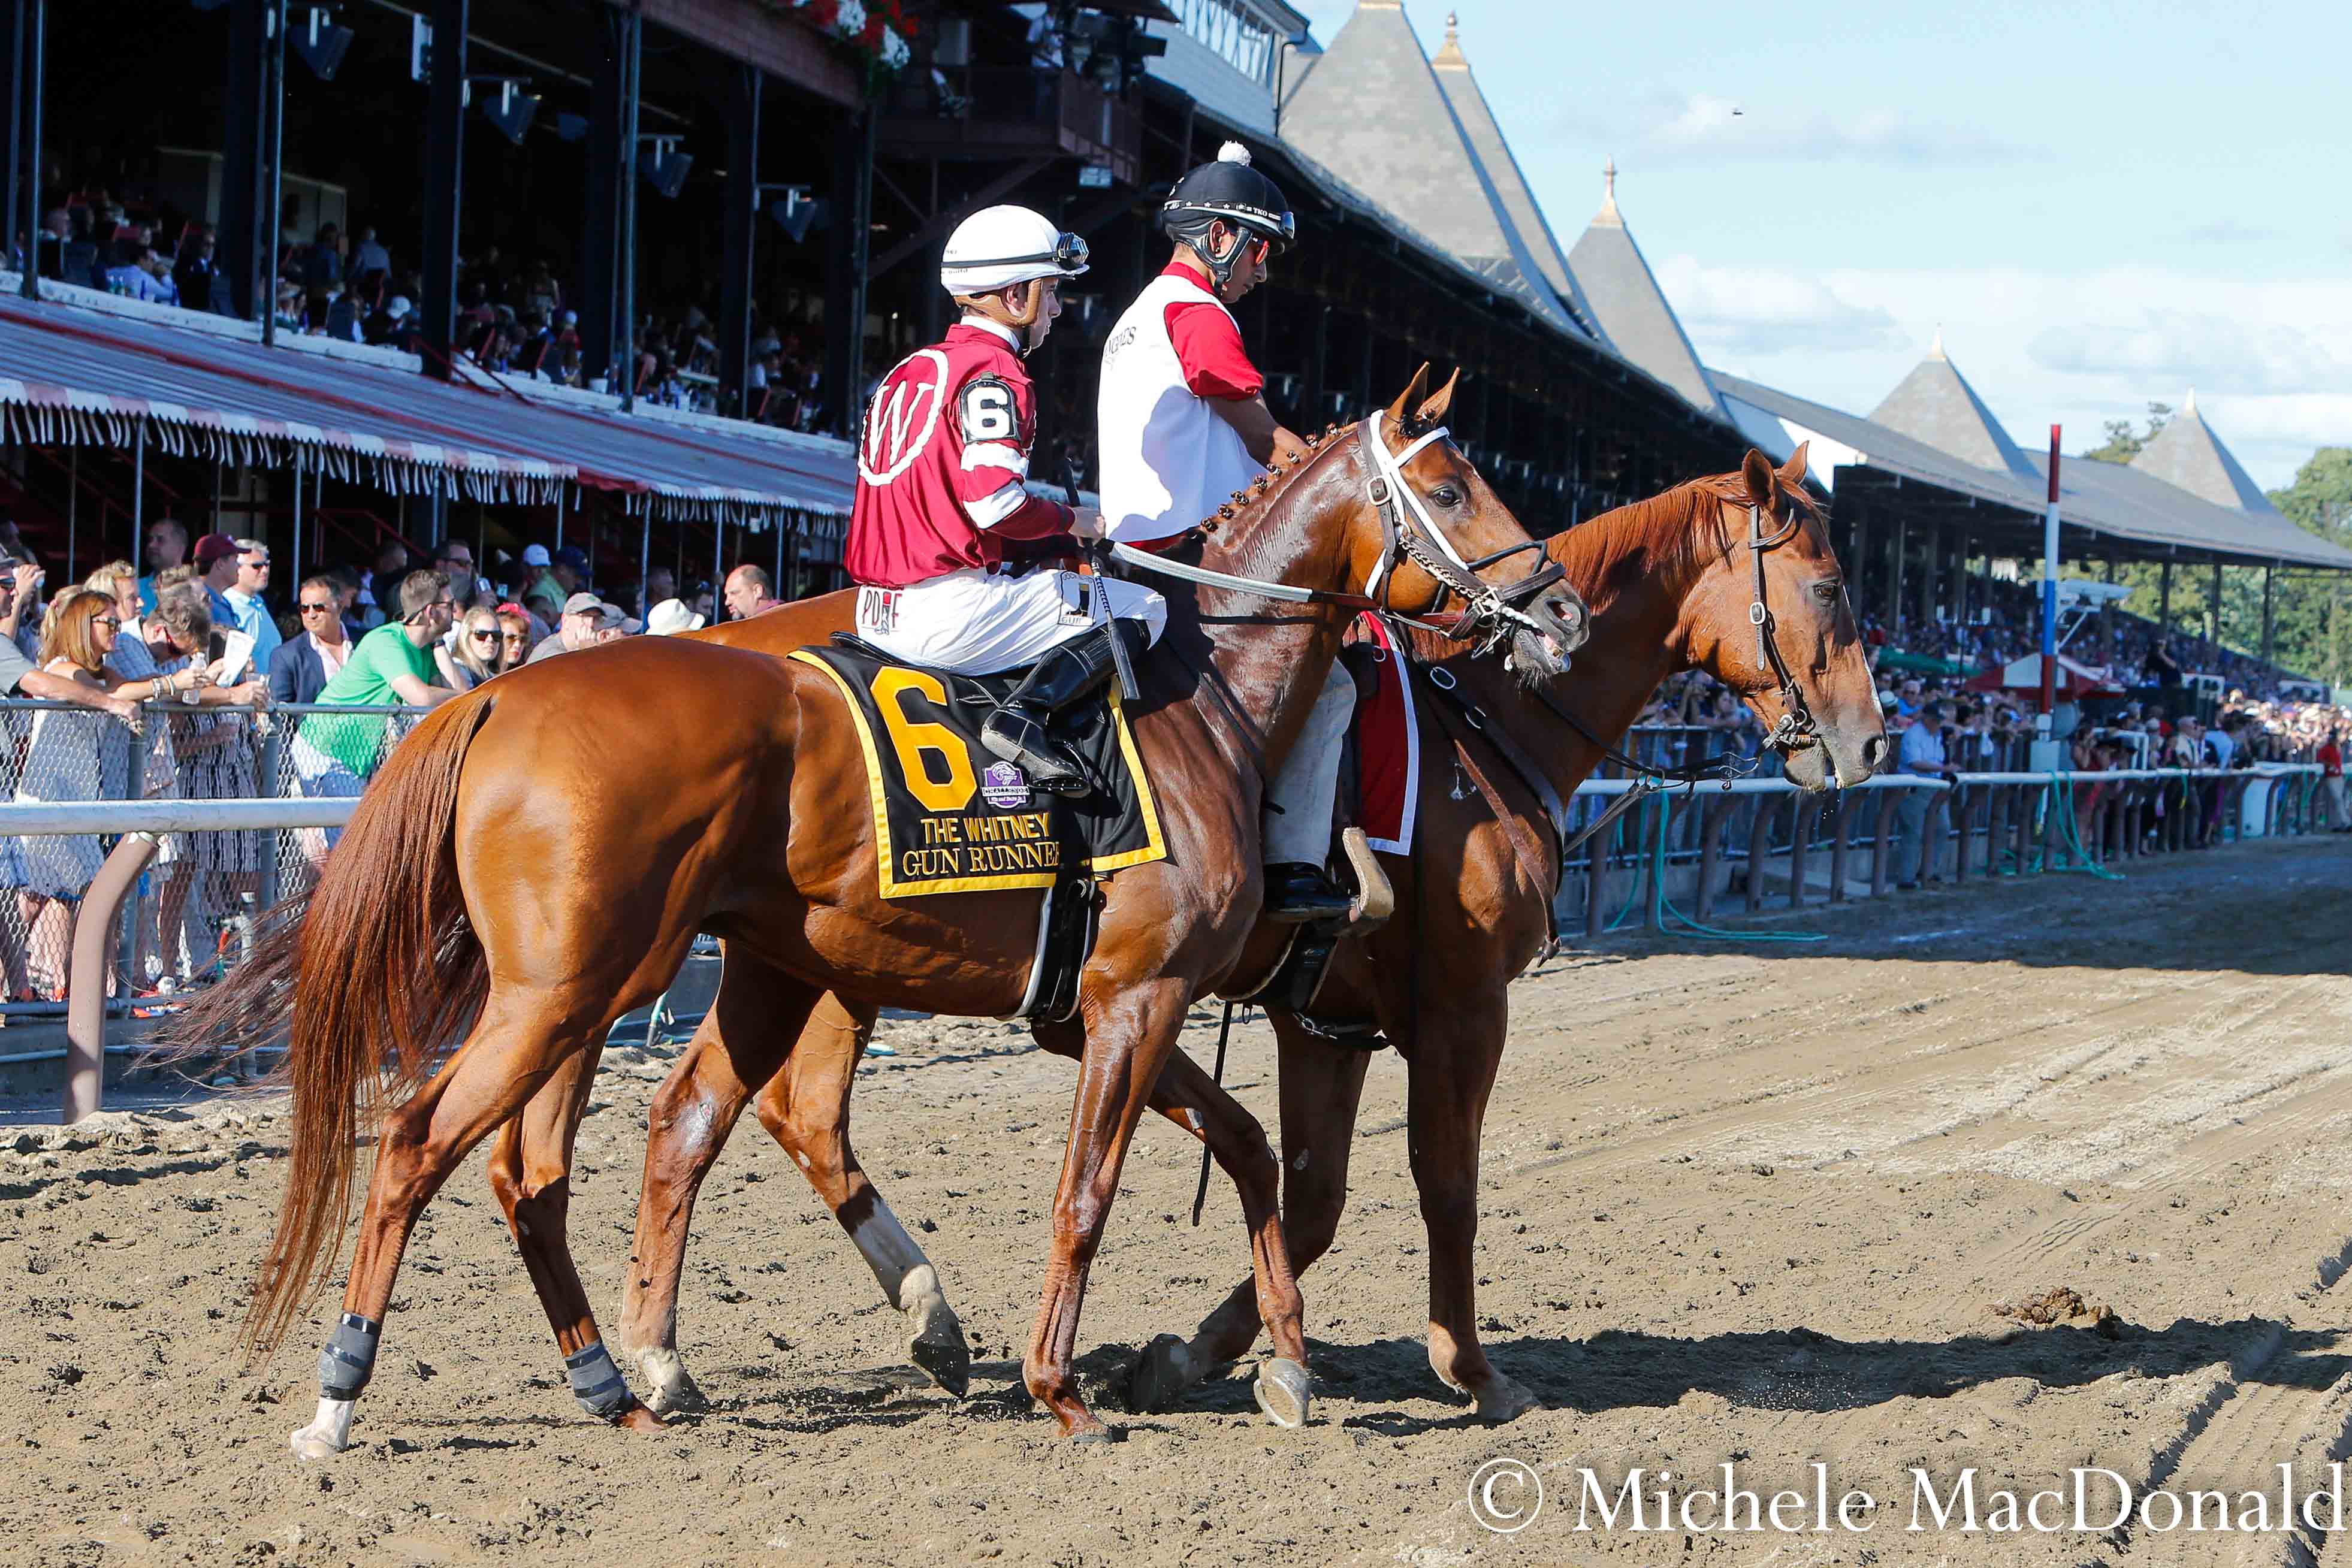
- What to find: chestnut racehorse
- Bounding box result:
[166,370,1586,1455]
[596,446,1886,1422]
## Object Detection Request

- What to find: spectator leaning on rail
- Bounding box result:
[269,574,352,704]
[291,571,460,846]
[0,552,139,721]
[1893,698,1950,890]
[524,592,639,661]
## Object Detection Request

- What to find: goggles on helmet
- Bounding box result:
[982,231,1091,276]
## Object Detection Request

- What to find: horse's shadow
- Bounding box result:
[1325,1316,2348,1436]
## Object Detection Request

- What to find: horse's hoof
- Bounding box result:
[1069,1424,1118,1446]
[1472,1373,1542,1424]
[614,1402,668,1434]
[1129,1334,1197,1414]
[288,1424,348,1462]
[636,1348,706,1415]
[1252,1357,1312,1429]
[907,1303,971,1398]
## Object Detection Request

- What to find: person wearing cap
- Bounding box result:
[194,533,281,675]
[1095,142,1341,922]
[645,598,706,636]
[294,570,460,842]
[525,591,639,663]
[845,203,1164,796]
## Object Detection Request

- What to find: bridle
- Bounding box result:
[1744,499,1820,754]
[1108,412,1580,656]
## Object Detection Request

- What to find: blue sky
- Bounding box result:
[1290,1,2351,490]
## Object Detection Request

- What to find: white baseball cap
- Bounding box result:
[522,543,551,567]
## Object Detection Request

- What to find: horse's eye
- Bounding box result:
[1429,486,1462,507]
[1811,580,1842,604]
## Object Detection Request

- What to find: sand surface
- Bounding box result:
[5,835,2351,1567]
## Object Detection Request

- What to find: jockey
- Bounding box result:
[1097,144,1348,925]
[846,204,1165,795]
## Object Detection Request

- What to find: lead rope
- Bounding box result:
[1190,999,1237,1226]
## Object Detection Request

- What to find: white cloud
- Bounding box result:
[1589,92,2028,167]
[1656,261,2352,489]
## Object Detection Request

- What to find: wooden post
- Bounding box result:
[1787,797,1814,908]
[1744,795,1778,912]
[1870,789,1899,895]
[1951,783,1974,884]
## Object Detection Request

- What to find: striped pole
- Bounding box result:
[2040,425,2061,732]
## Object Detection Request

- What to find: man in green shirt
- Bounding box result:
[291,570,459,850]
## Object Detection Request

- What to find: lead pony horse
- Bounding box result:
[606,445,1886,1420]
[166,368,1585,1454]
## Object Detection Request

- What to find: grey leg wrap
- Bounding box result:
[317,1312,382,1401]
[564,1341,635,1420]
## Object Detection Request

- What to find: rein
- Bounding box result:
[1109,413,1568,649]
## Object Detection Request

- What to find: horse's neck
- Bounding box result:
[1474,497,1712,797]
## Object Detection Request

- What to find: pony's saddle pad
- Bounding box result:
[789,638,1168,900]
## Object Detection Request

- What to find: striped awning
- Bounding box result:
[0,286,860,528]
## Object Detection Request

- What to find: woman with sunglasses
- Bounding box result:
[439,607,506,690]
[0,588,192,995]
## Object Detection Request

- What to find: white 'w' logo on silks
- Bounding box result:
[858,349,952,486]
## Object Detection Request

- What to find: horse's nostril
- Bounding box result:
[1862,734,1891,772]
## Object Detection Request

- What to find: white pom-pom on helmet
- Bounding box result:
[939,204,1091,297]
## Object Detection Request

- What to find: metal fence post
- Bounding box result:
[1827,792,1852,903]
[1787,797,1814,908]
[1870,788,1899,895]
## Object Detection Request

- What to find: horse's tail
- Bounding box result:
[156,692,499,1360]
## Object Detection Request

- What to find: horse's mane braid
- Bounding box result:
[1195,419,1357,537]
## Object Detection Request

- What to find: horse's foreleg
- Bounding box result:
[617,954,818,1411]
[1132,1014,1369,1413]
[756,993,969,1396]
[1405,994,1538,1422]
[1025,978,1308,1438]
[293,994,651,1460]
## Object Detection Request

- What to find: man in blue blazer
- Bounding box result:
[268,574,354,704]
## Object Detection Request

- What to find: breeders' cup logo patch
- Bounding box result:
[982,760,1031,809]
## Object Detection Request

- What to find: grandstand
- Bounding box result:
[0,0,2336,670]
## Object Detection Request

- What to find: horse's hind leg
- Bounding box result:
[616,954,820,1409]
[480,1041,666,1433]
[752,993,971,1396]
[1131,1013,1370,1414]
[291,990,650,1460]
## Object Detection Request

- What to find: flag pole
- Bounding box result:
[2039,424,2061,744]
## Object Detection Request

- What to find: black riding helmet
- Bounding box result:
[1161,143,1295,291]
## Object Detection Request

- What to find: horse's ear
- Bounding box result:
[1741,448,1776,509]
[1413,367,1461,429]
[1386,363,1433,426]
[1780,441,1811,490]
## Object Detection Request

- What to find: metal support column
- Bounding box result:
[221,0,268,319]
[2262,563,2276,663]
[720,63,761,416]
[821,98,874,440]
[2158,557,2173,635]
[419,0,468,380]
[16,0,41,298]
[2208,559,2223,647]
[259,0,286,342]
[615,7,642,411]
[580,6,627,385]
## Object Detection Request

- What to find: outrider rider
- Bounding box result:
[844,204,1164,795]
[1097,143,1349,924]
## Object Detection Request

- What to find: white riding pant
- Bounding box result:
[1264,662,1355,866]
[854,566,1166,676]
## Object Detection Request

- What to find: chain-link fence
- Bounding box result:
[0,697,427,1005]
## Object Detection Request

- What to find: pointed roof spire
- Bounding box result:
[1432,11,1465,67]
[1568,159,1725,419]
[1928,325,1945,360]
[1867,342,2039,484]
[1282,0,1585,339]
[2131,390,2278,512]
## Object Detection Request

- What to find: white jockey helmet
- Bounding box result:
[939,204,1091,297]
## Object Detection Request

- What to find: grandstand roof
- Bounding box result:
[1710,368,2352,571]
[1565,164,1729,420]
[1865,334,2042,487]
[2131,389,2281,513]
[1426,14,1605,340]
[0,286,855,527]
[1278,0,1589,342]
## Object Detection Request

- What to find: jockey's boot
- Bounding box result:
[1263,861,1353,925]
[980,621,1144,796]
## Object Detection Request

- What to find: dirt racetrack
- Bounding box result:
[5,832,2352,1567]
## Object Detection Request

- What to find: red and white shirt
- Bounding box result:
[845,320,1075,589]
[1097,264,1266,544]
